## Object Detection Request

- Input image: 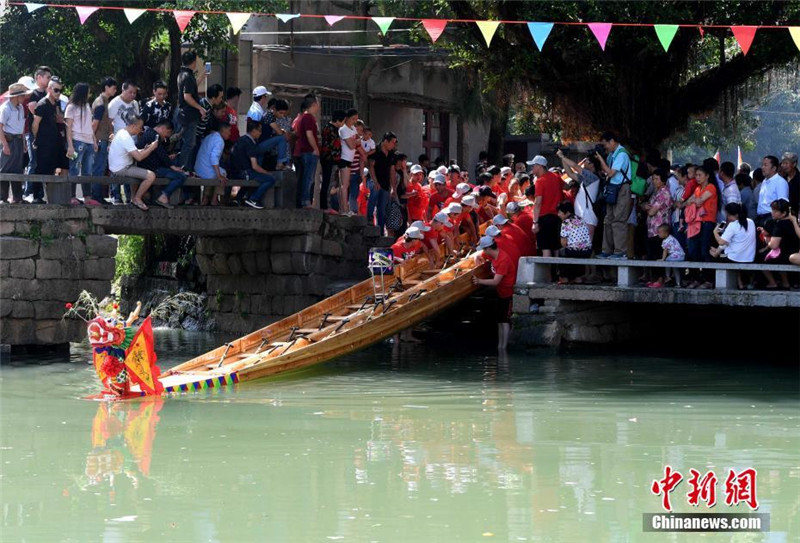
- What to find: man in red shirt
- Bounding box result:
[485,225,521,263]
[528,155,564,257]
[492,213,533,257]
[405,164,428,221]
[473,235,517,351]
[390,226,424,263]
[291,94,320,208]
[446,182,471,206]
[426,173,450,220]
[506,201,537,254]
[423,212,454,265]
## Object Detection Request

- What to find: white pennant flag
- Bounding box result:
[276,13,300,23]
[226,12,251,34]
[25,3,45,12]
[124,8,146,24]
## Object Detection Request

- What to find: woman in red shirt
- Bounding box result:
[685,165,718,288]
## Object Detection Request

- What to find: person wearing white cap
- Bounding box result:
[494,213,533,257]
[0,82,32,203]
[456,194,480,243]
[505,200,537,253]
[528,154,565,257]
[406,164,428,221]
[436,165,448,176]
[247,86,272,123]
[472,234,517,350]
[451,182,471,201]
[390,226,425,263]
[421,211,455,265]
[426,173,450,220]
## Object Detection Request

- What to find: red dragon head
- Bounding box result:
[87,317,126,348]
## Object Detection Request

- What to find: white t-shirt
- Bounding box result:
[362,137,376,153]
[108,96,140,133]
[338,124,358,162]
[107,129,138,173]
[64,103,94,144]
[721,219,756,263]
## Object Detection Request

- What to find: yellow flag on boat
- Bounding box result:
[124,317,164,396]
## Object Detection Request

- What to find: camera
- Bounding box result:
[717,222,726,232]
[592,143,605,157]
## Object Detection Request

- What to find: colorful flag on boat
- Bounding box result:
[123,316,163,396]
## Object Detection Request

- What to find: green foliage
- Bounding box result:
[114,235,145,281]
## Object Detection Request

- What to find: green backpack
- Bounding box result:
[620,149,647,196]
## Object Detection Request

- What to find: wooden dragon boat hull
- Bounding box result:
[114,250,490,399]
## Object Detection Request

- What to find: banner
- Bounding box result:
[372,16,394,35]
[173,10,194,33]
[75,5,97,24]
[324,15,345,26]
[476,20,500,47]
[422,19,447,43]
[790,27,800,52]
[588,22,613,50]
[123,316,163,396]
[654,24,679,52]
[226,12,251,34]
[123,8,146,24]
[731,26,758,55]
[527,22,554,50]
[276,13,300,23]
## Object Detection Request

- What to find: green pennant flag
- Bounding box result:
[372,16,395,35]
[654,24,679,52]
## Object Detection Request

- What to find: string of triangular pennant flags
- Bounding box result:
[11,2,800,55]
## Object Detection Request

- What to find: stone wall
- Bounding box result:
[195,214,391,336]
[0,207,116,347]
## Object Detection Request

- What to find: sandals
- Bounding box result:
[132,199,148,211]
[156,198,174,210]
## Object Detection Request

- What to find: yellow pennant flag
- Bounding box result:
[476,20,501,47]
[227,12,251,34]
[789,27,800,52]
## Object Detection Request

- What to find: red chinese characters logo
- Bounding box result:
[651,467,758,511]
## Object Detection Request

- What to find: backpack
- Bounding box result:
[619,149,647,196]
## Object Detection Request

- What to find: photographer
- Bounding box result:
[595,132,632,259]
[556,149,601,237]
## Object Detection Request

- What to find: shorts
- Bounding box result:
[336,158,352,169]
[111,165,152,181]
[495,295,512,323]
[537,214,561,252]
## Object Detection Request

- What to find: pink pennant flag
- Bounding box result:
[422,19,447,43]
[173,10,195,33]
[588,23,612,50]
[75,5,98,25]
[731,26,758,55]
[324,15,345,26]
[714,149,721,164]
[698,26,705,38]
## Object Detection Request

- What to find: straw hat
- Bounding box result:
[7,83,32,97]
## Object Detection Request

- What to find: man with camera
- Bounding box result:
[596,132,632,259]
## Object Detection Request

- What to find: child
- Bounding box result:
[649,223,685,288]
[357,168,371,218]
[390,226,424,263]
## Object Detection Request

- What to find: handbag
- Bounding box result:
[385,199,404,231]
[604,182,621,205]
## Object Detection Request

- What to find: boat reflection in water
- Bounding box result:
[79,399,164,502]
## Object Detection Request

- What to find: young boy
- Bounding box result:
[390,226,425,263]
[649,223,685,288]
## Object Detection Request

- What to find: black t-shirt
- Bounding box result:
[27,88,47,126]
[395,168,406,206]
[34,97,59,146]
[771,218,800,255]
[176,66,199,123]
[372,148,395,191]
[231,134,259,177]
[135,127,170,171]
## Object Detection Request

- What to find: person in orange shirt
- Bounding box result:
[390,226,425,263]
[684,164,718,288]
[426,174,450,220]
[405,164,428,222]
[473,235,517,350]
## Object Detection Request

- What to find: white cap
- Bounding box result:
[492,214,509,226]
[433,211,453,228]
[500,166,512,176]
[506,202,520,214]
[428,170,437,179]
[486,225,501,237]
[17,76,36,90]
[518,199,532,207]
[526,155,547,167]
[461,194,479,208]
[436,165,448,175]
[445,203,462,215]
[404,227,424,240]
[410,164,424,174]
[477,235,495,249]
[433,174,447,185]
[451,182,471,198]
[410,220,431,232]
[252,85,271,98]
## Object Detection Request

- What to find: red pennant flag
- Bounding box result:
[422,19,447,43]
[698,26,705,38]
[173,10,195,33]
[731,26,758,55]
[123,316,163,396]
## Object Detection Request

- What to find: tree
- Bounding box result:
[440,1,800,151]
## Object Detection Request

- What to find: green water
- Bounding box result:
[1,331,798,542]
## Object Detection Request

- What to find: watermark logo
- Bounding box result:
[645,466,767,533]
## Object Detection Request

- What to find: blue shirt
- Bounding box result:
[247,101,264,122]
[607,145,631,185]
[194,131,224,179]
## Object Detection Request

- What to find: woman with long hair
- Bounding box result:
[65,82,100,205]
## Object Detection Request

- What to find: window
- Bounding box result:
[320,95,354,124]
[423,110,449,161]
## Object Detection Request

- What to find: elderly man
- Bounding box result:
[0,82,31,203]
[596,132,633,259]
[107,111,159,211]
[780,152,799,213]
[107,81,139,204]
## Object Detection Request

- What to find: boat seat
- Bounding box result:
[325,315,350,321]
[296,328,318,335]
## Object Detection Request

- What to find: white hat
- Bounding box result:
[252,85,271,98]
[404,226,424,240]
[436,165,448,175]
[526,155,547,167]
[518,199,533,207]
[410,164,424,174]
[477,235,495,249]
[433,211,453,228]
[500,166,512,176]
[445,203,462,215]
[427,170,437,179]
[492,214,509,226]
[461,195,479,209]
[17,76,36,91]
[433,174,447,185]
[410,220,431,232]
[451,182,471,198]
[506,202,520,214]
[485,225,501,237]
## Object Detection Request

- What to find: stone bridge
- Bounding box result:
[0,205,390,350]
